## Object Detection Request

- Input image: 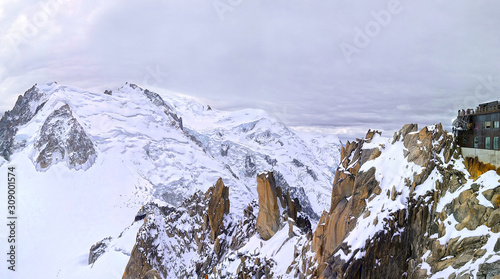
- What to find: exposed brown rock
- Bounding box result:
[488,209,500,228]
[122,220,155,279]
[256,172,280,240]
[207,178,230,242]
[302,124,500,278]
[392,123,418,143]
[402,124,447,166]
[143,270,161,279]
[451,189,488,231]
[122,183,232,278]
[311,130,381,276]
[464,156,498,179]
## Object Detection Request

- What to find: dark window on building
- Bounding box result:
[486,137,491,149]
[474,137,479,148]
[486,121,491,129]
[495,137,499,150]
[495,121,500,129]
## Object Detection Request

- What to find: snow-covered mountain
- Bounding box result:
[3,82,499,279]
[0,82,341,279]
[88,121,500,279]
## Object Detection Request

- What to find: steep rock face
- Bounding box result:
[117,173,312,278]
[122,193,222,278]
[291,123,500,278]
[256,172,281,240]
[32,104,96,171]
[207,178,230,241]
[319,124,448,278]
[311,130,381,274]
[0,85,47,160]
[122,179,234,278]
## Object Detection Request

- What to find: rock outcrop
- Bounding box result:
[98,121,500,278]
[88,237,112,265]
[291,123,500,279]
[207,178,230,241]
[118,173,312,278]
[142,86,183,130]
[311,129,381,276]
[256,172,280,240]
[33,104,96,171]
[122,178,234,278]
[122,191,221,279]
[0,85,47,160]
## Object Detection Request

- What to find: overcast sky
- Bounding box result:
[1,0,499,141]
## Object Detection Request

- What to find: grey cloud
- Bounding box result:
[1,0,500,141]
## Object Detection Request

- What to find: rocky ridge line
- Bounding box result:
[0,84,47,160]
[289,123,500,279]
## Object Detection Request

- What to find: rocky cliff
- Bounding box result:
[90,122,500,278]
[121,182,232,278]
[290,123,500,279]
[97,173,312,278]
[256,172,281,240]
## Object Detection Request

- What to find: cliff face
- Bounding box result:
[256,172,281,240]
[311,129,382,276]
[121,180,233,279]
[299,123,500,279]
[118,174,311,278]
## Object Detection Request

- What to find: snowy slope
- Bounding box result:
[159,90,341,216]
[0,82,341,279]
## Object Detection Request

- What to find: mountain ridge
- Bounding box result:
[0,82,341,279]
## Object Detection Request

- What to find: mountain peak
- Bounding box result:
[31,103,97,171]
[0,82,344,278]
